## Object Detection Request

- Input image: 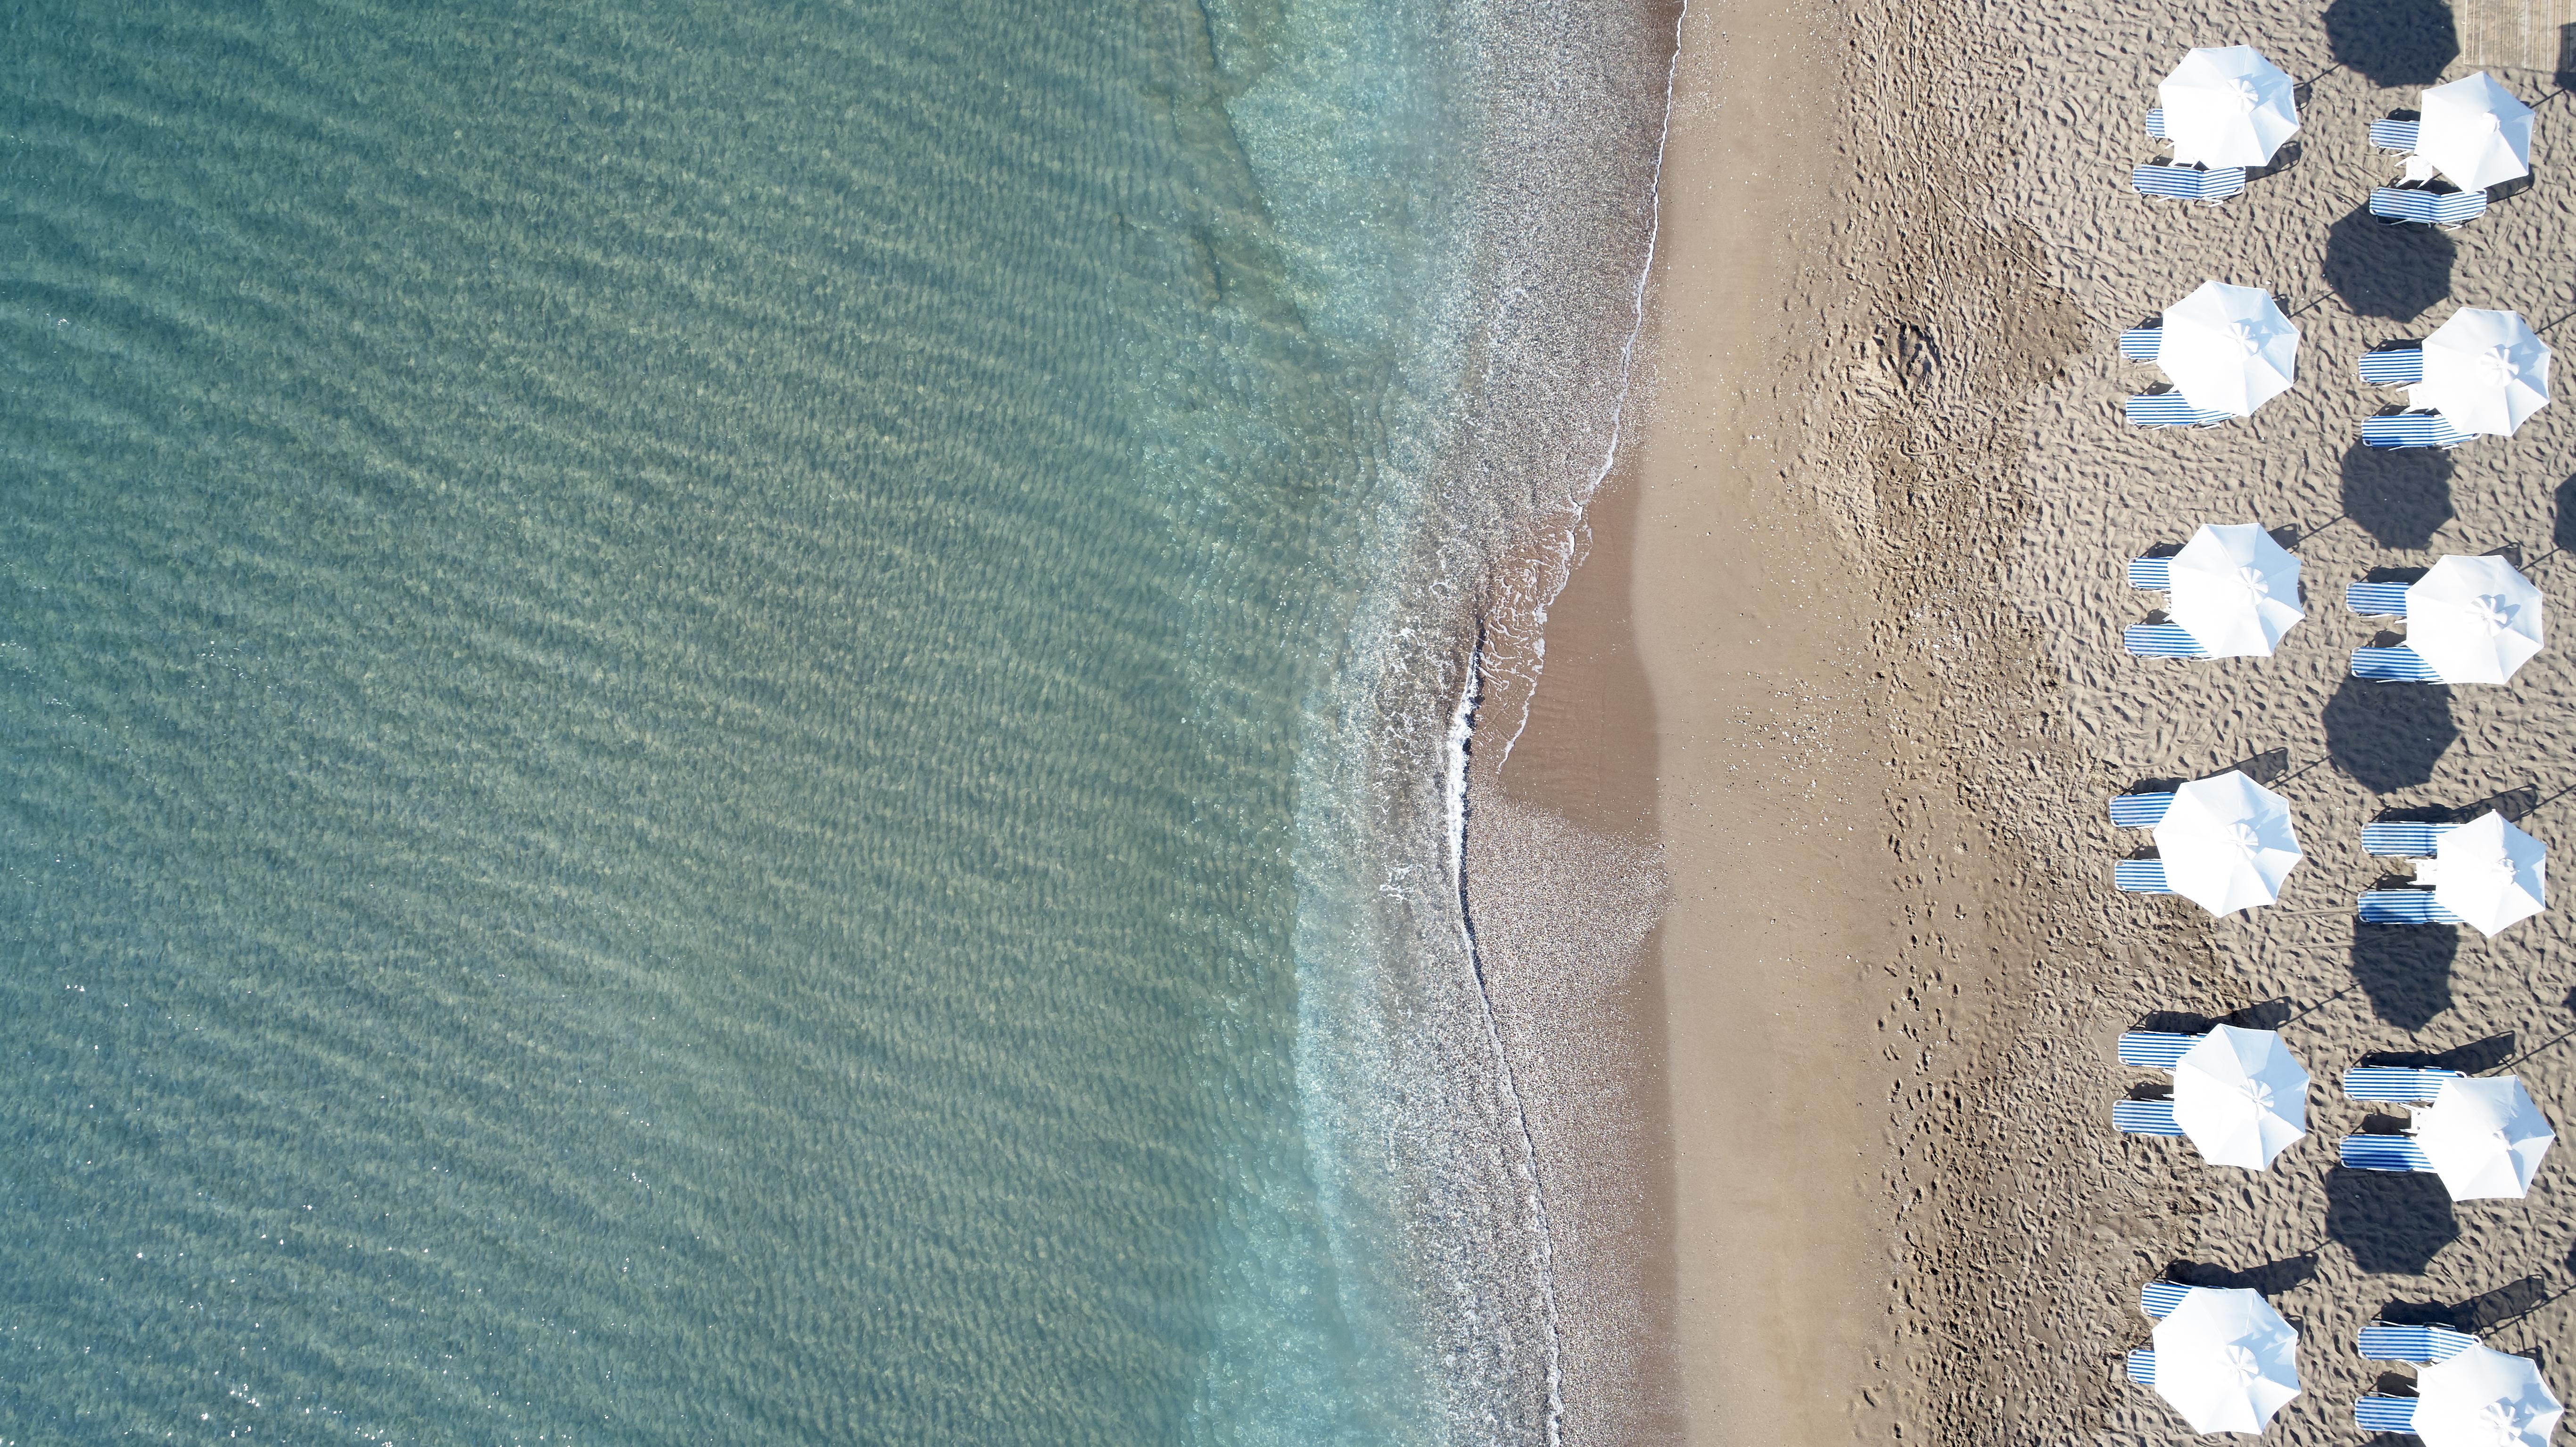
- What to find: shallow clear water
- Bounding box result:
[0,0,1666,1442]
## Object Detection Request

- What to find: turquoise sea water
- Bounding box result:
[1,1,1668,1442]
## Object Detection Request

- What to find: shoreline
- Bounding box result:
[1467,0,1908,1436]
[1471,0,2105,1438]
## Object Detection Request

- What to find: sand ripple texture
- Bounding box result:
[1734,0,2576,1442]
[1866,2,2576,1444]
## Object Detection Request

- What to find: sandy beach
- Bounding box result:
[1476,0,2576,1441]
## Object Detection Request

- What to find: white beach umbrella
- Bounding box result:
[2411,309,2551,437]
[2415,1345,2565,1447]
[2416,1077,2555,1200]
[2151,771,2304,917]
[2433,812,2548,937]
[2405,556,2545,685]
[2158,47,2301,167]
[2167,524,2304,658]
[2160,282,2300,417]
[2418,72,2534,191]
[2151,1287,2301,1434]
[2172,1025,2309,1169]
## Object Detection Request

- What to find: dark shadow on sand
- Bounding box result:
[2353,926,2459,1030]
[2168,1255,2322,1296]
[2341,443,2454,548]
[2324,676,2457,791]
[2328,1167,2460,1274]
[2132,998,2297,1036]
[2325,207,2457,322]
[2357,1032,2517,1073]
[2324,0,2460,86]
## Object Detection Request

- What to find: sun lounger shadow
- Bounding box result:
[2221,747,2292,784]
[2462,785,2541,822]
[2375,1296,2473,1331]
[2354,1034,2516,1077]
[2327,1166,2460,1274]
[2225,997,2296,1029]
[2165,1255,2322,1297]
[2130,1011,2215,1041]
[2246,140,2304,181]
[2452,1276,2561,1332]
[2433,1033,2518,1074]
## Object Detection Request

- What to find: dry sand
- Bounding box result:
[1471,0,2576,1442]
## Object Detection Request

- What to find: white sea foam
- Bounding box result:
[1254,0,1688,1439]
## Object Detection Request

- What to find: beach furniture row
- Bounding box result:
[2109,1023,2553,1197]
[2120,529,2543,684]
[2101,768,2547,931]
[2103,49,2557,1446]
[2122,1282,2559,1443]
[2128,52,2529,234]
[2116,288,2549,446]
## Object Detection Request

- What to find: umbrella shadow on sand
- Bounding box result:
[2341,442,2456,548]
[2328,1167,2460,1274]
[2352,925,2459,1029]
[2324,676,2458,790]
[2323,0,2460,86]
[2325,207,2458,324]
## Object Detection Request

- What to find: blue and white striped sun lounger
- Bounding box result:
[2359,1323,2479,1363]
[2109,792,2175,828]
[2115,860,2172,893]
[2343,1065,2464,1102]
[2127,393,2235,428]
[2371,118,2423,154]
[2371,186,2489,228]
[2146,107,2170,140]
[2343,1133,2438,1171]
[2346,582,2412,617]
[2119,328,2162,362]
[2126,624,2210,658]
[2360,889,2465,925]
[2127,1348,2158,1384]
[2132,164,2248,203]
[2141,1281,2196,1318]
[2356,1395,2420,1433]
[2361,820,2454,855]
[2119,1030,2199,1069]
[2358,347,2427,387]
[2363,411,2472,449]
[2115,1097,2185,1136]
[2127,555,2172,589]
[2353,646,2443,682]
